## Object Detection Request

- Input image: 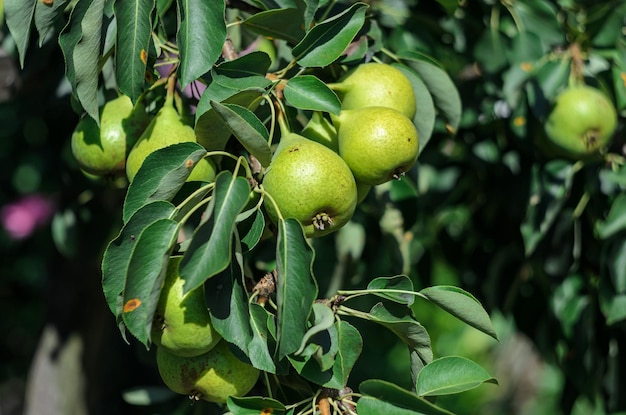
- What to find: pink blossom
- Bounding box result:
[1,194,55,240]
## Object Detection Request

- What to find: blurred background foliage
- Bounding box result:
[1,0,625,414]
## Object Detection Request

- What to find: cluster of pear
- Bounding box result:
[71,85,216,183]
[152,257,260,403]
[542,84,617,160]
[263,63,419,238]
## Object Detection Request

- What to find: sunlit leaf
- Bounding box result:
[292,3,368,67]
[419,285,498,340]
[180,171,251,292]
[416,356,497,396]
[210,101,272,167]
[283,75,341,115]
[176,0,226,87]
[122,218,179,346]
[114,0,154,103]
[122,142,208,223]
[366,275,415,305]
[196,88,266,151]
[359,379,455,415]
[102,201,175,316]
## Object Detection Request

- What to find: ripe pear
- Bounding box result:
[328,63,417,119]
[71,95,150,176]
[156,340,260,403]
[151,256,221,357]
[126,96,216,183]
[544,85,617,159]
[333,107,419,186]
[262,133,357,238]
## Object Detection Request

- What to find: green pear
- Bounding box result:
[71,95,150,176]
[151,256,221,357]
[544,85,617,159]
[333,106,419,186]
[328,63,417,119]
[156,340,260,403]
[262,133,357,238]
[126,96,216,183]
[356,181,371,204]
[300,111,339,153]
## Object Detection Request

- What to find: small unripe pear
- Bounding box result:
[151,256,221,357]
[262,133,357,238]
[301,111,339,153]
[329,63,417,119]
[156,340,259,403]
[333,107,419,186]
[126,97,216,183]
[71,95,149,176]
[544,85,617,159]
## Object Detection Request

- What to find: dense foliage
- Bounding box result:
[2,0,625,414]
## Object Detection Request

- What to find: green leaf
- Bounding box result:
[122,142,208,223]
[59,0,106,123]
[342,302,431,384]
[210,101,272,167]
[238,208,266,252]
[242,8,305,45]
[176,0,226,87]
[535,59,570,102]
[324,319,362,389]
[359,379,455,415]
[4,0,37,67]
[507,0,562,46]
[506,31,544,65]
[474,29,508,74]
[34,0,71,47]
[205,248,255,360]
[393,63,436,154]
[596,193,626,240]
[601,294,626,326]
[292,3,368,67]
[419,285,498,340]
[122,218,179,346]
[521,160,574,256]
[180,171,251,292]
[295,302,336,355]
[195,88,266,152]
[283,75,341,115]
[102,201,175,316]
[275,218,317,360]
[366,275,415,305]
[114,0,154,103]
[607,238,626,294]
[398,51,462,135]
[416,356,497,396]
[368,302,432,382]
[227,396,286,415]
[248,303,277,372]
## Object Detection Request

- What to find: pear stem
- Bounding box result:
[165,74,177,108]
[275,100,291,137]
